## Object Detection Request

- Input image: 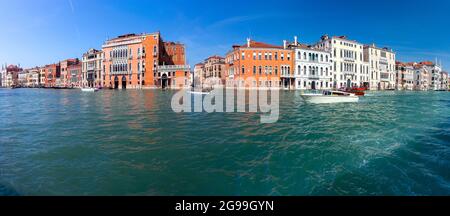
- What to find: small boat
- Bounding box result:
[81,88,99,92]
[188,90,210,95]
[301,90,359,104]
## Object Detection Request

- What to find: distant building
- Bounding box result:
[225,38,293,89]
[39,66,46,87]
[44,64,60,87]
[0,66,5,87]
[194,55,225,88]
[364,44,396,90]
[82,49,104,88]
[67,61,82,88]
[413,63,430,91]
[60,59,80,87]
[193,63,204,87]
[25,67,40,87]
[396,62,414,90]
[440,71,448,90]
[1,64,22,87]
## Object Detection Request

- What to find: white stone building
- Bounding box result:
[82,48,104,88]
[314,35,369,89]
[288,37,333,90]
[364,44,396,90]
[427,63,443,90]
[441,71,448,90]
[414,66,429,91]
[0,66,5,87]
[395,62,414,90]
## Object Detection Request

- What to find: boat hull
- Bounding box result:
[81,88,98,92]
[301,94,359,104]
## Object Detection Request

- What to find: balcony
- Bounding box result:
[380,72,390,81]
[343,71,355,76]
[308,74,320,80]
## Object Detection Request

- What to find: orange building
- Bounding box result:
[67,61,82,88]
[225,38,294,88]
[103,32,190,89]
[59,58,80,87]
[44,63,60,87]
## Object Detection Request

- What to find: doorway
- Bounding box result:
[162,74,168,89]
[114,76,119,89]
[122,76,127,89]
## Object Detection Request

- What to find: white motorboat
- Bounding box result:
[187,90,210,95]
[301,90,359,104]
[81,88,99,92]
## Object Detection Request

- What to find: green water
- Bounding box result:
[1,89,450,195]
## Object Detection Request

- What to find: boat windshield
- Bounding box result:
[323,91,332,95]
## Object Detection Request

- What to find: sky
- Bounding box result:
[1,0,450,69]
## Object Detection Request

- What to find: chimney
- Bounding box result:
[283,40,287,49]
[294,36,298,46]
[247,38,251,48]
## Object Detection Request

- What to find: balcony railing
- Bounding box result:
[380,72,390,81]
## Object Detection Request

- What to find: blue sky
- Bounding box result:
[1,0,450,69]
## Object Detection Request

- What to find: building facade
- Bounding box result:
[82,49,104,88]
[395,62,414,90]
[288,37,333,90]
[364,44,396,90]
[1,65,22,87]
[225,38,293,89]
[59,59,80,87]
[426,62,443,90]
[441,71,449,90]
[0,65,5,87]
[193,63,204,88]
[25,67,40,87]
[45,64,61,87]
[67,62,82,88]
[315,35,368,89]
[103,32,190,89]
[414,65,429,91]
[194,55,225,88]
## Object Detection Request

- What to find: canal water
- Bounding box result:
[1,88,450,195]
